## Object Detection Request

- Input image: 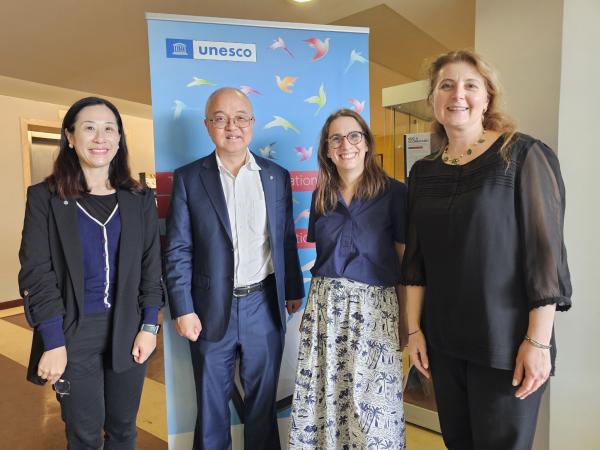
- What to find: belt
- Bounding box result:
[233,274,274,298]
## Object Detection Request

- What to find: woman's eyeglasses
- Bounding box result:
[327,131,365,149]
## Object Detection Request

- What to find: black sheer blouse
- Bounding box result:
[401,133,571,372]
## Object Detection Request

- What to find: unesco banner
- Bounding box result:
[146,13,369,448]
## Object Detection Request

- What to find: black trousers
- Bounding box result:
[58,312,147,450]
[429,348,546,450]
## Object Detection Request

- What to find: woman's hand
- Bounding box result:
[408,330,430,379]
[512,340,551,399]
[38,346,67,385]
[131,331,157,364]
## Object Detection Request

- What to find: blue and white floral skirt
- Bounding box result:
[289,276,405,450]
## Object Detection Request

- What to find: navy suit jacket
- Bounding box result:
[164,151,304,341]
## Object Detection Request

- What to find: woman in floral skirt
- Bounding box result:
[289,109,408,450]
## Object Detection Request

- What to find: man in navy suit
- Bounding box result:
[164,87,304,450]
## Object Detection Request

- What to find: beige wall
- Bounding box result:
[0,92,155,303]
[475,0,563,149]
[476,0,600,448]
[552,0,600,448]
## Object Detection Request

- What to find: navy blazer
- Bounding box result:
[164,151,304,341]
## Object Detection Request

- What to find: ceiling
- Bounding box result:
[0,0,474,105]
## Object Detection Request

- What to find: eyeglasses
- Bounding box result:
[207,115,254,129]
[327,131,365,149]
[53,379,70,397]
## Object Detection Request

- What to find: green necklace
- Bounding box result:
[442,130,486,165]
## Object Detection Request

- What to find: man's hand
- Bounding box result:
[286,298,303,314]
[38,346,67,385]
[176,313,202,341]
[131,331,157,364]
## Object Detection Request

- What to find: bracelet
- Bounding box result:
[408,329,421,336]
[524,334,552,350]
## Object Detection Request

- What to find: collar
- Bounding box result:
[215,149,261,175]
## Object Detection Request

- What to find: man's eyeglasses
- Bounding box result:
[208,115,254,129]
[327,131,365,149]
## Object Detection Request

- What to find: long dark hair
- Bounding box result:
[314,109,387,215]
[47,97,142,199]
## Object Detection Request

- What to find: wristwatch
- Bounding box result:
[140,323,161,335]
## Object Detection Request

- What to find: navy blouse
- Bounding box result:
[308,178,408,287]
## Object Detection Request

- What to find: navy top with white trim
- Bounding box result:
[77,201,120,314]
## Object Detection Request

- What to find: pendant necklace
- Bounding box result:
[442,130,486,165]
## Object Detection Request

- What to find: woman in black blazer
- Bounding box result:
[18,97,164,450]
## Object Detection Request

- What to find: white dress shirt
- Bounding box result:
[216,150,274,287]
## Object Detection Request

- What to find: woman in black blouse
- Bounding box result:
[402,50,571,450]
[19,97,163,449]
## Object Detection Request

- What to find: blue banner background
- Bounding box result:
[146,14,369,448]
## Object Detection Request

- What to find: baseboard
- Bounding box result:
[0,299,23,310]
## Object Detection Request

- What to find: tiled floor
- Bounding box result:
[0,307,445,449]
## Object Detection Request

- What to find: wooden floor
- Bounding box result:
[0,307,445,449]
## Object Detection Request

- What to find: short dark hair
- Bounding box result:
[47,96,142,199]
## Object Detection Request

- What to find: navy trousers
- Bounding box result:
[429,348,546,450]
[189,283,283,450]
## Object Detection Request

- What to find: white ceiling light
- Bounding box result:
[287,0,314,4]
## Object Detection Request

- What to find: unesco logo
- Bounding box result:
[194,40,257,62]
[166,39,256,62]
[166,39,193,59]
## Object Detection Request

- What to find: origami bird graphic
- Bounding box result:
[269,37,294,58]
[275,75,298,93]
[302,258,316,282]
[186,77,216,88]
[259,142,277,159]
[172,100,186,120]
[240,85,262,96]
[264,116,300,134]
[304,37,330,61]
[295,146,313,162]
[348,98,366,114]
[294,209,311,224]
[301,259,315,273]
[305,84,327,116]
[344,49,368,73]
